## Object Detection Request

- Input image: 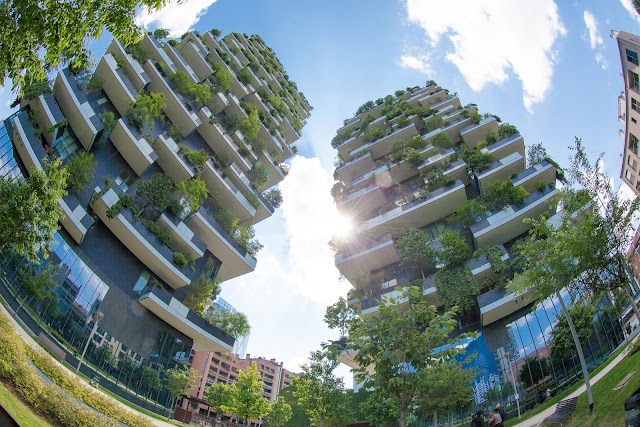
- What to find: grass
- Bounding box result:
[504,343,629,427]
[0,380,54,427]
[565,346,640,426]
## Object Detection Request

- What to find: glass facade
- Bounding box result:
[213,296,250,357]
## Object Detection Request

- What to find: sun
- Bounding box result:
[333,214,353,239]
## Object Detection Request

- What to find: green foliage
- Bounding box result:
[166,39,178,46]
[223,362,272,424]
[485,245,507,275]
[485,131,497,145]
[17,264,58,307]
[170,70,192,96]
[434,265,478,313]
[22,80,51,100]
[402,147,423,166]
[264,188,283,208]
[129,43,148,64]
[396,227,437,278]
[527,142,548,166]
[0,158,68,262]
[127,92,166,130]
[214,208,239,234]
[431,132,453,149]
[355,100,375,115]
[293,349,346,427]
[133,173,175,220]
[237,68,253,85]
[240,109,261,143]
[449,198,489,226]
[470,111,482,124]
[153,28,169,38]
[177,177,208,212]
[173,251,195,270]
[204,382,234,423]
[249,162,269,190]
[212,62,233,92]
[190,83,212,108]
[418,360,475,425]
[235,225,263,256]
[168,124,183,142]
[209,28,221,38]
[497,122,519,139]
[166,367,199,412]
[424,168,454,189]
[141,218,172,246]
[535,180,548,192]
[363,127,387,143]
[518,355,551,389]
[549,303,594,362]
[204,306,251,338]
[65,150,96,192]
[99,110,116,133]
[83,74,104,95]
[331,130,351,148]
[424,115,444,132]
[106,193,132,218]
[324,297,360,338]
[267,397,293,427]
[484,179,529,210]
[438,230,471,267]
[182,276,220,315]
[460,143,493,173]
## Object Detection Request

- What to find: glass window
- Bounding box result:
[133,271,151,295]
[52,128,78,160]
[633,98,639,112]
[114,167,136,193]
[627,49,639,66]
[631,71,640,90]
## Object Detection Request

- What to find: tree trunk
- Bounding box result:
[399,408,406,427]
[433,409,438,427]
[622,285,640,327]
[557,292,594,415]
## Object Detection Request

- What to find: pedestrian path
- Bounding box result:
[512,331,639,427]
[0,301,176,427]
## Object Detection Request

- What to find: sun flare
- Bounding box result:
[333,214,354,239]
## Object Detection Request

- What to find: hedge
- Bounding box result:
[0,310,154,427]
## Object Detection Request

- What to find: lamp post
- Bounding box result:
[76,310,104,373]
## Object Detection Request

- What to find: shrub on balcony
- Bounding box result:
[221,113,241,133]
[434,265,478,313]
[331,130,351,149]
[153,28,169,39]
[211,63,233,92]
[65,150,96,193]
[355,100,375,116]
[460,143,493,173]
[236,225,263,256]
[133,173,175,220]
[214,208,239,234]
[141,218,172,246]
[180,146,209,172]
[106,194,132,218]
[424,168,454,189]
[470,111,482,124]
[167,39,179,47]
[363,127,387,143]
[291,116,303,133]
[432,133,453,149]
[177,178,208,212]
[182,277,220,315]
[190,83,212,108]
[438,230,471,267]
[99,110,116,134]
[396,227,437,279]
[173,251,195,270]
[22,80,51,100]
[237,68,253,85]
[203,307,250,338]
[129,43,148,64]
[535,180,548,192]
[170,70,192,96]
[485,131,497,145]
[240,109,261,142]
[485,245,507,275]
[209,28,221,38]
[168,124,184,141]
[395,115,410,128]
[249,162,269,190]
[423,115,443,132]
[402,147,423,167]
[484,179,529,210]
[448,198,489,226]
[127,92,166,131]
[264,188,283,208]
[497,122,518,139]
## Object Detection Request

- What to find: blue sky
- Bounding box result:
[3,0,640,386]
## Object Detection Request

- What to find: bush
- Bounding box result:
[395,115,410,128]
[168,124,184,141]
[249,162,269,190]
[22,80,51,100]
[485,131,497,144]
[65,150,96,192]
[212,63,233,92]
[434,265,479,313]
[99,110,116,133]
[181,147,209,170]
[438,230,471,267]
[431,133,453,149]
[470,111,482,124]
[497,123,519,139]
[106,194,132,218]
[363,127,387,143]
[190,83,212,108]
[424,115,443,132]
[214,209,239,234]
[129,43,148,64]
[84,75,104,95]
[142,219,172,246]
[237,68,253,85]
[173,251,195,270]
[449,198,489,226]
[170,71,193,96]
[403,147,423,166]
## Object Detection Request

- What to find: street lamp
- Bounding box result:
[76,310,104,373]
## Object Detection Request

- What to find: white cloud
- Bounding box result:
[583,10,608,69]
[136,0,219,37]
[403,0,566,112]
[618,0,640,22]
[221,156,352,385]
[400,53,433,75]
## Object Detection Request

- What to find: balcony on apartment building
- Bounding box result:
[226,163,274,225]
[178,39,214,82]
[20,92,66,145]
[417,147,456,174]
[467,244,510,286]
[335,150,376,186]
[53,68,105,150]
[477,287,534,326]
[357,179,467,234]
[205,47,250,97]
[429,95,462,114]
[471,185,559,249]
[437,114,473,145]
[443,158,471,185]
[139,285,235,352]
[231,130,259,165]
[335,234,400,281]
[185,208,257,281]
[153,132,196,183]
[163,42,200,84]
[105,39,151,92]
[349,122,419,159]
[196,109,253,172]
[158,211,207,260]
[337,115,361,135]
[11,112,94,244]
[94,54,139,117]
[510,160,557,194]
[481,133,525,161]
[141,34,178,76]
[110,118,158,176]
[460,117,499,148]
[418,89,449,108]
[144,60,202,135]
[476,152,526,195]
[259,150,287,189]
[336,181,386,217]
[91,187,198,289]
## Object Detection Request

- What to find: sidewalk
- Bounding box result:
[512,332,639,427]
[0,301,176,427]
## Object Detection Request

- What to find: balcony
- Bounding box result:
[19,92,65,145]
[153,132,195,184]
[361,283,407,316]
[422,275,440,307]
[337,183,386,217]
[196,109,252,172]
[336,116,361,135]
[358,180,467,234]
[417,148,455,174]
[350,122,419,159]
[11,112,94,244]
[144,60,202,135]
[336,133,365,160]
[335,151,375,186]
[163,42,199,84]
[335,234,399,282]
[157,212,206,259]
[185,209,257,281]
[53,68,104,150]
[476,152,526,195]
[110,118,158,176]
[460,117,499,148]
[418,89,448,107]
[105,39,150,92]
[259,150,286,189]
[226,163,274,226]
[443,159,470,185]
[482,133,525,161]
[478,287,534,326]
[91,188,196,289]
[439,116,472,145]
[205,49,249,97]
[94,54,138,117]
[429,96,462,113]
[141,34,177,75]
[467,244,510,286]
[139,285,235,352]
[471,186,559,249]
[510,160,557,194]
[350,164,390,193]
[178,39,214,82]
[231,131,259,164]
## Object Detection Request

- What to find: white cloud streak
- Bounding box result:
[583,10,607,69]
[618,0,640,22]
[400,53,433,75]
[136,0,219,37]
[403,0,567,112]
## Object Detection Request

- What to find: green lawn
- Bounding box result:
[504,343,629,427]
[565,347,640,426]
[0,381,53,427]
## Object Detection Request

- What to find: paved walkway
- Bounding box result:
[512,332,639,427]
[0,302,176,427]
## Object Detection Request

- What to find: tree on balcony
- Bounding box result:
[65,150,96,193]
[204,307,251,339]
[177,178,208,212]
[133,172,176,221]
[0,158,68,262]
[324,297,360,338]
[182,277,220,315]
[263,188,283,209]
[434,231,477,313]
[128,92,167,131]
[249,162,269,190]
[211,63,233,92]
[396,227,437,279]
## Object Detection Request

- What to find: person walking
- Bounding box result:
[495,403,506,427]
[470,410,484,427]
[488,411,502,427]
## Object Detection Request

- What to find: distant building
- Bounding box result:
[212,296,250,357]
[624,224,640,329]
